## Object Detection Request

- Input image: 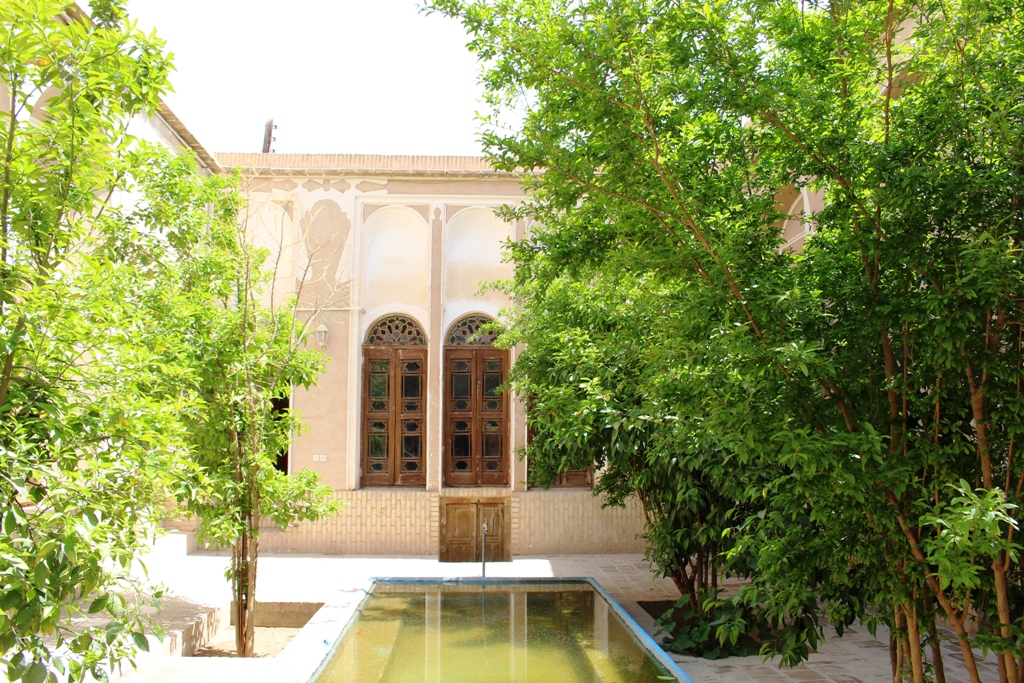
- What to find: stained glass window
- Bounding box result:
[365,315,426,346]
[446,315,500,346]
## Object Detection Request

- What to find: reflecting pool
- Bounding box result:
[313,581,682,683]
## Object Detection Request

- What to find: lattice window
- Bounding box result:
[446,314,499,346]
[443,316,509,487]
[361,315,426,488]
[365,315,426,346]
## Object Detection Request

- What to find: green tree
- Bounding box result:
[159,168,342,658]
[0,2,184,681]
[431,0,1024,680]
[0,2,340,675]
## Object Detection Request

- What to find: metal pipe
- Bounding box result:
[481,521,488,578]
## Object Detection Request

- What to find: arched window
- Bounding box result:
[362,315,427,487]
[444,315,509,487]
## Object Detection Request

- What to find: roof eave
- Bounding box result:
[156,101,223,175]
[219,165,524,179]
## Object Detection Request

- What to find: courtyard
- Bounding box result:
[2,2,1023,683]
[107,534,997,683]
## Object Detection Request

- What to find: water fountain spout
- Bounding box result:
[481,521,488,577]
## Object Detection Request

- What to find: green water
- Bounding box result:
[314,582,676,683]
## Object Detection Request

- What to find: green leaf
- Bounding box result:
[107,594,125,618]
[88,596,108,614]
[23,663,47,683]
[105,621,123,645]
[132,632,150,652]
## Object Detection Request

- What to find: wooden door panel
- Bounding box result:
[479,502,509,562]
[439,500,477,562]
[361,349,393,486]
[443,347,510,487]
[479,349,508,486]
[362,347,427,487]
[395,348,426,486]
[439,499,510,562]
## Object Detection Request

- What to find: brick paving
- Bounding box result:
[109,532,1000,682]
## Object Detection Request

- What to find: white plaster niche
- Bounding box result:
[443,207,514,329]
[361,206,430,333]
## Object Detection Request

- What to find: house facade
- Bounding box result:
[212,153,646,558]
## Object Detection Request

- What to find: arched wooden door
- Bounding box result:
[361,315,427,487]
[443,315,509,487]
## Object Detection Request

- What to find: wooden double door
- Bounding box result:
[443,347,509,486]
[361,346,427,486]
[439,498,510,562]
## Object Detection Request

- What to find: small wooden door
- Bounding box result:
[440,500,477,563]
[439,498,510,562]
[479,502,505,563]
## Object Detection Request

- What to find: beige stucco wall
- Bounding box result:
[206,154,647,556]
[513,490,645,555]
[442,206,514,331]
[235,167,531,495]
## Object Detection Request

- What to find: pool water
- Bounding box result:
[314,581,678,683]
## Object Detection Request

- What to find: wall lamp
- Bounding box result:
[314,323,329,350]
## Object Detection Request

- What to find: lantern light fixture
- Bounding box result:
[314,323,329,349]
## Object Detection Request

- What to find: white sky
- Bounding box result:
[124,0,486,156]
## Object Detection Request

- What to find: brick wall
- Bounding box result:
[171,488,645,556]
[512,490,645,555]
[259,490,441,554]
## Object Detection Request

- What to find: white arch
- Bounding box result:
[29,86,61,122]
[443,207,513,321]
[362,205,430,328]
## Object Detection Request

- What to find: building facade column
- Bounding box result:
[427,205,445,491]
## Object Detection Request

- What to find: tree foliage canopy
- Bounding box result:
[0,3,338,679]
[0,3,180,680]
[430,0,1024,678]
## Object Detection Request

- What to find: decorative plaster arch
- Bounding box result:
[29,86,61,122]
[362,205,430,327]
[781,192,811,252]
[443,207,512,322]
[364,202,427,226]
[299,198,351,289]
[443,204,501,228]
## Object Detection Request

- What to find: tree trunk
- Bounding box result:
[233,525,258,657]
[888,492,984,683]
[994,558,1018,683]
[890,630,899,683]
[924,595,946,683]
[905,602,925,683]
[894,605,905,683]
[231,434,260,658]
[671,564,699,615]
